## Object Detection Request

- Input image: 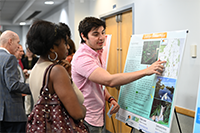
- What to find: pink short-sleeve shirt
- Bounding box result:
[71,43,106,127]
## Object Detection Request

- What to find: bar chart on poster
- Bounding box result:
[115,30,188,133]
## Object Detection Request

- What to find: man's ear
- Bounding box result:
[8,38,12,45]
[81,33,87,42]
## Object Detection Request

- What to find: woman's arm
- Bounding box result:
[50,65,86,120]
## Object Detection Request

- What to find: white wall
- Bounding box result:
[89,0,133,17]
[73,0,90,49]
[21,25,30,50]
[68,0,75,40]
[89,0,200,111]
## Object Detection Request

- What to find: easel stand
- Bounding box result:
[174,108,182,133]
[125,109,182,133]
[125,123,146,133]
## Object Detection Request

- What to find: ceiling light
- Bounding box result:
[44,1,54,5]
[20,22,26,25]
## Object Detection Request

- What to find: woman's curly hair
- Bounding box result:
[26,20,68,56]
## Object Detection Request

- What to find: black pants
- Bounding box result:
[0,121,26,133]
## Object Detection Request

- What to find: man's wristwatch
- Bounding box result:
[108,96,117,103]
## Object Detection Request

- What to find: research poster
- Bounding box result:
[193,79,200,133]
[115,30,187,133]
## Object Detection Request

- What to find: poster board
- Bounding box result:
[116,30,188,133]
[193,80,200,133]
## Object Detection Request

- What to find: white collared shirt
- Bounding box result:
[0,47,10,54]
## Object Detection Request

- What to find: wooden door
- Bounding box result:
[105,10,132,133]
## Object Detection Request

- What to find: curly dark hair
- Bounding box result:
[26,20,67,56]
[59,22,71,39]
[78,17,106,43]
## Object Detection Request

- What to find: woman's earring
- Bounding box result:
[48,51,58,61]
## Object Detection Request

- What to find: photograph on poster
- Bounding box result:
[141,41,160,65]
[154,76,176,103]
[150,99,171,126]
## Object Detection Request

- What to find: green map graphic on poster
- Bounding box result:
[159,38,184,78]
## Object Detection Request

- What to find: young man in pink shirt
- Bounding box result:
[71,17,166,133]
